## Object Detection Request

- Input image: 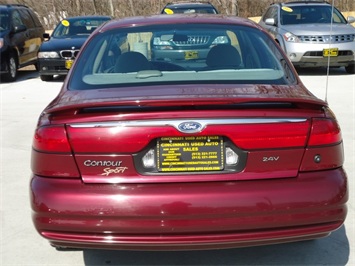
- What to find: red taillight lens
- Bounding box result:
[31,126,79,178]
[232,121,309,150]
[307,118,342,147]
[33,126,72,153]
[300,118,343,172]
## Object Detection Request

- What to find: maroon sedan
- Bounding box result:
[30,14,348,250]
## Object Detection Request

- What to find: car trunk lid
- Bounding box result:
[37,84,343,184]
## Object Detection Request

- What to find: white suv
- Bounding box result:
[259,1,355,74]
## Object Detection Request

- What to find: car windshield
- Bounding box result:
[281,5,347,25]
[162,7,217,14]
[52,18,109,38]
[68,23,295,90]
[0,12,9,31]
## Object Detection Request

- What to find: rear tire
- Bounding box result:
[345,64,355,74]
[40,74,54,81]
[1,54,18,82]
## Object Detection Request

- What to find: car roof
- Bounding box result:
[62,15,112,21]
[162,1,218,14]
[164,1,216,8]
[101,14,259,32]
[280,1,331,6]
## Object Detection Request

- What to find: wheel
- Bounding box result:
[345,64,355,74]
[1,54,18,82]
[40,74,54,81]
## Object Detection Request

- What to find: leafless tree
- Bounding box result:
[0,0,353,30]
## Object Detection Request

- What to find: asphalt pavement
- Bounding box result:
[0,67,354,266]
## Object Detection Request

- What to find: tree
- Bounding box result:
[0,0,352,30]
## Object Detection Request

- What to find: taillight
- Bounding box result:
[300,118,343,172]
[31,125,80,178]
[307,118,342,146]
[230,121,309,150]
[33,126,72,153]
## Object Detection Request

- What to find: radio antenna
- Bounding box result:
[325,0,335,103]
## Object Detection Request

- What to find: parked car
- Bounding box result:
[30,14,348,251]
[0,4,44,82]
[151,28,231,63]
[161,1,218,14]
[259,1,355,74]
[38,16,111,81]
[155,2,221,63]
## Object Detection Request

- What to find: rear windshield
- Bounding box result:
[68,23,296,90]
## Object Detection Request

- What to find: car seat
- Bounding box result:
[115,51,151,73]
[206,44,242,69]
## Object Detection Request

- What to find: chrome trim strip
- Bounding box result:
[69,118,307,133]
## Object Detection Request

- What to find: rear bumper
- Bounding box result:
[43,224,338,251]
[30,168,348,250]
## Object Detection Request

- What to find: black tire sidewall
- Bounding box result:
[40,75,54,81]
[1,54,18,82]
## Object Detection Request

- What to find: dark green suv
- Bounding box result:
[0,4,45,82]
[161,1,218,14]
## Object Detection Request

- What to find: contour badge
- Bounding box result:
[177,121,203,133]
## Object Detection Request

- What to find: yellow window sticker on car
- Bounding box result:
[62,20,70,27]
[164,8,174,14]
[282,7,293,12]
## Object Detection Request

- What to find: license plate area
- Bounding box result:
[184,51,199,60]
[65,59,74,69]
[323,48,338,57]
[157,136,224,172]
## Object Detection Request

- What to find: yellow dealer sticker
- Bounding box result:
[62,20,70,27]
[282,7,293,12]
[164,8,174,14]
[157,136,224,172]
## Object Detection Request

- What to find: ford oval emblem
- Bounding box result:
[177,121,203,133]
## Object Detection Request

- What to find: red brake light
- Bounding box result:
[233,121,309,150]
[33,126,72,153]
[307,118,342,146]
[300,118,343,172]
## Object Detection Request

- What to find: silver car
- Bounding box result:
[259,1,355,74]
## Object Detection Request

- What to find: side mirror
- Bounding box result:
[13,24,27,33]
[347,16,355,24]
[43,33,50,40]
[265,18,276,26]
